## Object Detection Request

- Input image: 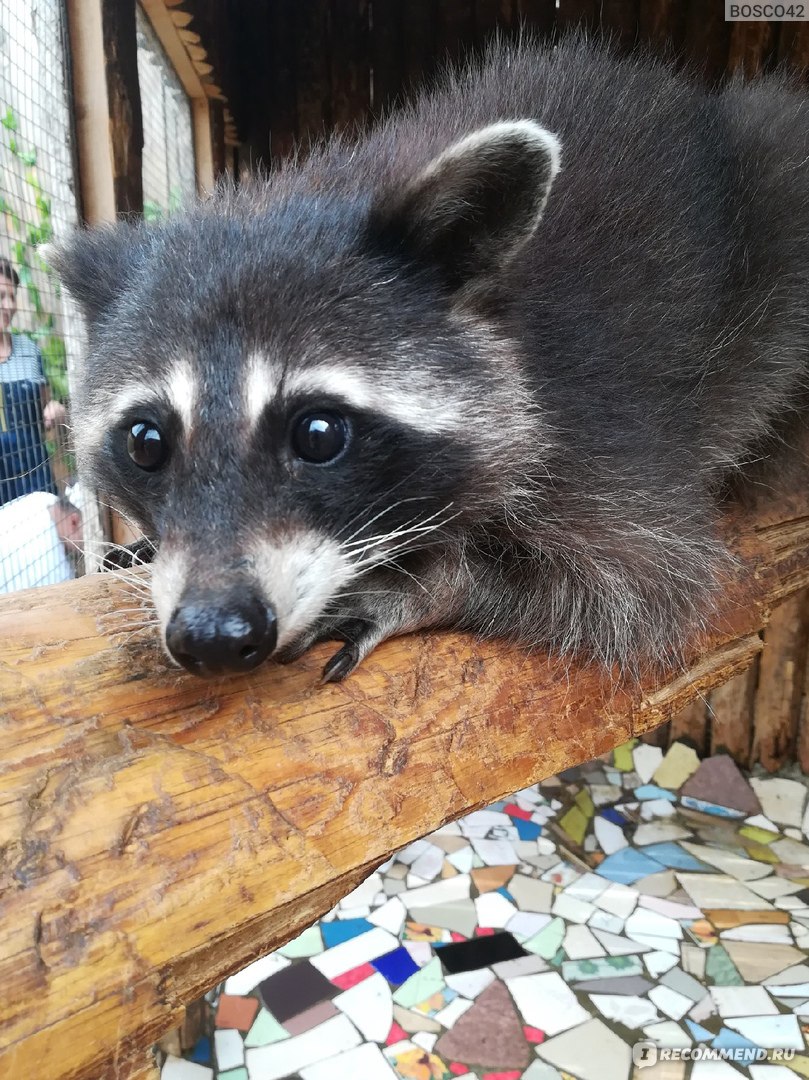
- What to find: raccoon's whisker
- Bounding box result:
[337,495,434,546]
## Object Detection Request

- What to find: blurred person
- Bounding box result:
[0,258,67,505]
[0,490,82,593]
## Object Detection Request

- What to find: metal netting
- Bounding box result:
[0,0,91,593]
[137,4,196,220]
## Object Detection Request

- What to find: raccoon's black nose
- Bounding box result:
[165,588,277,677]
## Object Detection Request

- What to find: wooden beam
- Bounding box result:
[1,468,808,1078]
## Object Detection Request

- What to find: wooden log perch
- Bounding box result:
[2,468,809,1079]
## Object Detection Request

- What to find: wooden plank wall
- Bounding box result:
[237,0,809,166]
[195,0,809,772]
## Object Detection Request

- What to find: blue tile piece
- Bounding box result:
[686,1020,714,1043]
[680,796,746,819]
[713,1027,759,1051]
[596,847,665,884]
[515,817,542,840]
[188,1036,211,1064]
[321,918,375,947]
[599,808,627,827]
[497,887,515,901]
[640,842,712,872]
[371,945,420,986]
[633,785,677,802]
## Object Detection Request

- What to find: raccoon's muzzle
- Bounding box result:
[165,585,277,677]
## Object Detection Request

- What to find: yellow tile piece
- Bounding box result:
[613,740,637,772]
[652,741,700,790]
[559,805,589,846]
[575,788,595,818]
[739,825,779,845]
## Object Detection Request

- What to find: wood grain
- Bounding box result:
[1,470,809,1078]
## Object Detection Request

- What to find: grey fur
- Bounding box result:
[53,34,809,680]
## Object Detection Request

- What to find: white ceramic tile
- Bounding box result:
[592,929,650,956]
[523,1064,564,1080]
[493,954,549,979]
[690,1062,744,1079]
[680,842,773,881]
[725,1014,804,1049]
[507,911,552,941]
[399,874,471,910]
[589,992,661,1028]
[747,878,804,900]
[762,962,809,987]
[536,1017,632,1080]
[299,1042,398,1080]
[594,882,638,919]
[444,968,495,999]
[340,872,383,909]
[475,891,518,928]
[750,1068,805,1080]
[565,872,610,902]
[406,873,430,889]
[720,924,792,945]
[470,837,520,866]
[771,837,809,867]
[446,846,474,874]
[214,1029,245,1072]
[552,893,596,924]
[633,744,664,783]
[403,940,434,966]
[334,971,393,1042]
[409,845,445,881]
[563,924,606,960]
[681,943,707,980]
[633,823,692,846]
[641,798,676,820]
[626,907,683,941]
[710,985,778,1018]
[594,816,628,854]
[433,996,474,1027]
[649,985,693,1021]
[644,951,680,977]
[505,971,590,1035]
[639,895,703,920]
[411,1031,438,1052]
[459,810,519,839]
[280,925,324,959]
[676,874,775,911]
[642,1020,692,1047]
[689,994,717,1024]
[768,982,809,998]
[750,777,807,829]
[224,953,290,995]
[745,814,780,833]
[397,839,436,865]
[161,1058,213,1080]
[310,927,400,979]
[540,862,581,887]
[368,897,407,936]
[245,1014,362,1080]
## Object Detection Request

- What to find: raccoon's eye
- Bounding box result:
[127,421,168,471]
[291,412,349,464]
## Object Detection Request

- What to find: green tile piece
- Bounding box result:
[523,916,566,960]
[739,825,779,845]
[705,945,744,987]
[244,1007,289,1047]
[744,841,780,864]
[278,923,323,958]
[652,741,700,790]
[219,1071,249,1080]
[613,741,637,772]
[393,956,445,1009]
[575,788,595,819]
[559,806,588,845]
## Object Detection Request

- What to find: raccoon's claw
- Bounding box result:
[321,642,362,683]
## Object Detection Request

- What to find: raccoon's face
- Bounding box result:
[54,121,560,676]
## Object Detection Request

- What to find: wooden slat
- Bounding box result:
[1,457,809,1078]
[777,20,809,76]
[600,0,640,50]
[709,661,758,768]
[683,1,732,84]
[515,0,557,37]
[100,0,143,218]
[752,588,809,772]
[637,0,687,53]
[370,0,405,114]
[798,636,809,773]
[295,0,332,139]
[268,0,297,161]
[436,0,476,65]
[330,0,371,130]
[402,0,439,90]
[727,20,778,78]
[668,697,708,756]
[475,0,513,45]
[556,0,597,31]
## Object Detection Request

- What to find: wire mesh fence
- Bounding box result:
[137,3,196,220]
[0,0,92,593]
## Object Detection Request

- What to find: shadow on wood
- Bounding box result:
[1,468,809,1078]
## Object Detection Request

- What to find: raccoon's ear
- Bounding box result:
[41,224,142,323]
[373,120,561,291]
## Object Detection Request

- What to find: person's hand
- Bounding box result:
[43,399,67,431]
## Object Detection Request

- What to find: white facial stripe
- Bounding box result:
[150,545,189,637]
[250,530,353,649]
[245,353,281,427]
[283,363,465,436]
[166,360,196,434]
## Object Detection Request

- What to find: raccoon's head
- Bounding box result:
[53,121,560,677]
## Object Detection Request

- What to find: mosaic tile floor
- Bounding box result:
[164,741,809,1080]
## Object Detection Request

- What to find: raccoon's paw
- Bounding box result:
[275,617,389,682]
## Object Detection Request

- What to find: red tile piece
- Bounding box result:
[215,994,259,1031]
[386,1021,409,1045]
[449,1065,469,1076]
[523,1026,545,1043]
[331,962,376,991]
[504,803,532,820]
[476,927,496,936]
[450,932,467,942]
[483,1073,522,1080]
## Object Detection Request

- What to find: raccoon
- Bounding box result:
[51,35,809,682]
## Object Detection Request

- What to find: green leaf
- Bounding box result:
[1,107,18,132]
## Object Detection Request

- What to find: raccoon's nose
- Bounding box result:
[165,587,278,677]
